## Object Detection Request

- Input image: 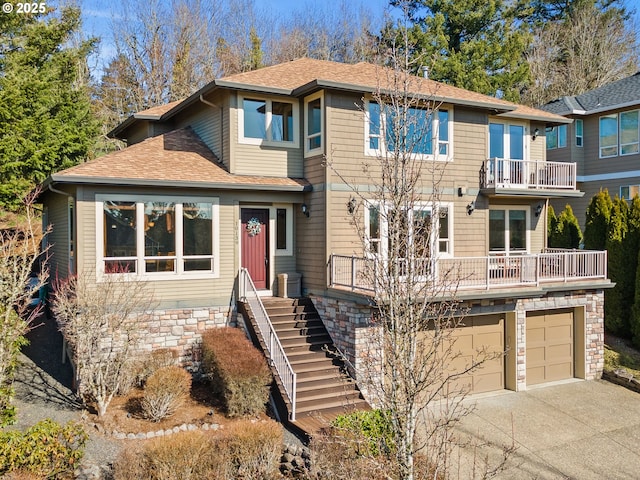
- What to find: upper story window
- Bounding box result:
[599,114,618,157]
[99,195,219,279]
[546,124,567,149]
[305,92,324,156]
[239,95,299,147]
[575,119,583,147]
[620,110,639,155]
[365,100,451,160]
[489,122,525,160]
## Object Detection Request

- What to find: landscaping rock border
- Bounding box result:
[602,369,640,394]
[88,420,221,439]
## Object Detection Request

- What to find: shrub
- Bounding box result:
[131,348,177,388]
[218,419,283,480]
[201,327,271,417]
[113,420,283,480]
[141,365,192,422]
[113,431,223,480]
[0,419,87,479]
[331,409,395,457]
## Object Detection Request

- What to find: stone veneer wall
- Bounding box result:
[133,306,232,371]
[311,288,605,397]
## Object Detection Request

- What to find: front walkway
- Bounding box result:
[449,380,640,479]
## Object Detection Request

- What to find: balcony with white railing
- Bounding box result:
[329,249,608,294]
[481,158,577,193]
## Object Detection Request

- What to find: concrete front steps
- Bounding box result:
[260,297,369,434]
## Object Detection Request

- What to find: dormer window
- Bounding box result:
[239,95,299,147]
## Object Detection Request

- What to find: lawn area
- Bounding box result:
[604,333,640,378]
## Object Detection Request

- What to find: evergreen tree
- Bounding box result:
[548,204,583,248]
[583,189,613,250]
[393,0,531,101]
[605,196,629,336]
[0,7,98,209]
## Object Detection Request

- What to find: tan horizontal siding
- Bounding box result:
[44,191,71,279]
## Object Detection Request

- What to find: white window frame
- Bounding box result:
[304,91,324,157]
[96,194,220,281]
[364,98,453,161]
[363,201,453,259]
[620,185,640,201]
[599,113,619,158]
[489,120,528,160]
[620,110,639,156]
[575,119,583,147]
[488,206,530,255]
[271,204,293,256]
[238,94,299,148]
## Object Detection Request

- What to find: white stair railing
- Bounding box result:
[240,268,297,421]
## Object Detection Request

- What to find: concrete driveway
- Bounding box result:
[450,380,640,479]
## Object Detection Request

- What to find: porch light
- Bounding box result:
[347,197,357,215]
[532,128,540,141]
[466,201,475,215]
[535,203,543,217]
[301,203,310,217]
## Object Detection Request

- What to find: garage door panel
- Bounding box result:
[526,310,573,386]
[474,371,504,393]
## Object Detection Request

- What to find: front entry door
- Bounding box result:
[241,208,269,289]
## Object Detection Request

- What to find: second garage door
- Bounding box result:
[526,309,574,386]
[447,314,505,394]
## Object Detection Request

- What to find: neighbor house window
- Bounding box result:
[620,185,640,200]
[239,95,298,147]
[620,110,639,155]
[599,114,618,157]
[546,125,567,149]
[489,208,527,254]
[575,119,583,147]
[99,195,219,277]
[305,92,324,156]
[366,100,451,159]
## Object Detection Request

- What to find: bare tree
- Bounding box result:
[522,1,638,106]
[51,271,155,417]
[325,6,509,479]
[0,190,48,425]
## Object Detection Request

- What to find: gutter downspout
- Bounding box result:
[199,94,224,163]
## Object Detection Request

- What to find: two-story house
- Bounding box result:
[40,59,610,426]
[540,72,640,227]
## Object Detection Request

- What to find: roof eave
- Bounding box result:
[499,111,573,124]
[48,174,312,192]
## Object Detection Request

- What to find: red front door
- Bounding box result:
[241,208,269,289]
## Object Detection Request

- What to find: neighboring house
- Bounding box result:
[539,72,640,227]
[40,58,610,424]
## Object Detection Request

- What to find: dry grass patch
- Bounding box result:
[604,333,640,377]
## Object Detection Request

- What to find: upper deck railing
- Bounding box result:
[329,249,607,293]
[482,158,577,190]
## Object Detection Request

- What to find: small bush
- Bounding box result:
[141,365,192,422]
[113,431,223,480]
[218,419,283,480]
[202,327,271,417]
[332,409,395,457]
[132,348,177,387]
[0,419,87,479]
[113,420,283,480]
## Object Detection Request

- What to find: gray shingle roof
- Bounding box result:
[540,72,640,115]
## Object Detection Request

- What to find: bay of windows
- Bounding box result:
[366,101,450,158]
[100,196,219,277]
